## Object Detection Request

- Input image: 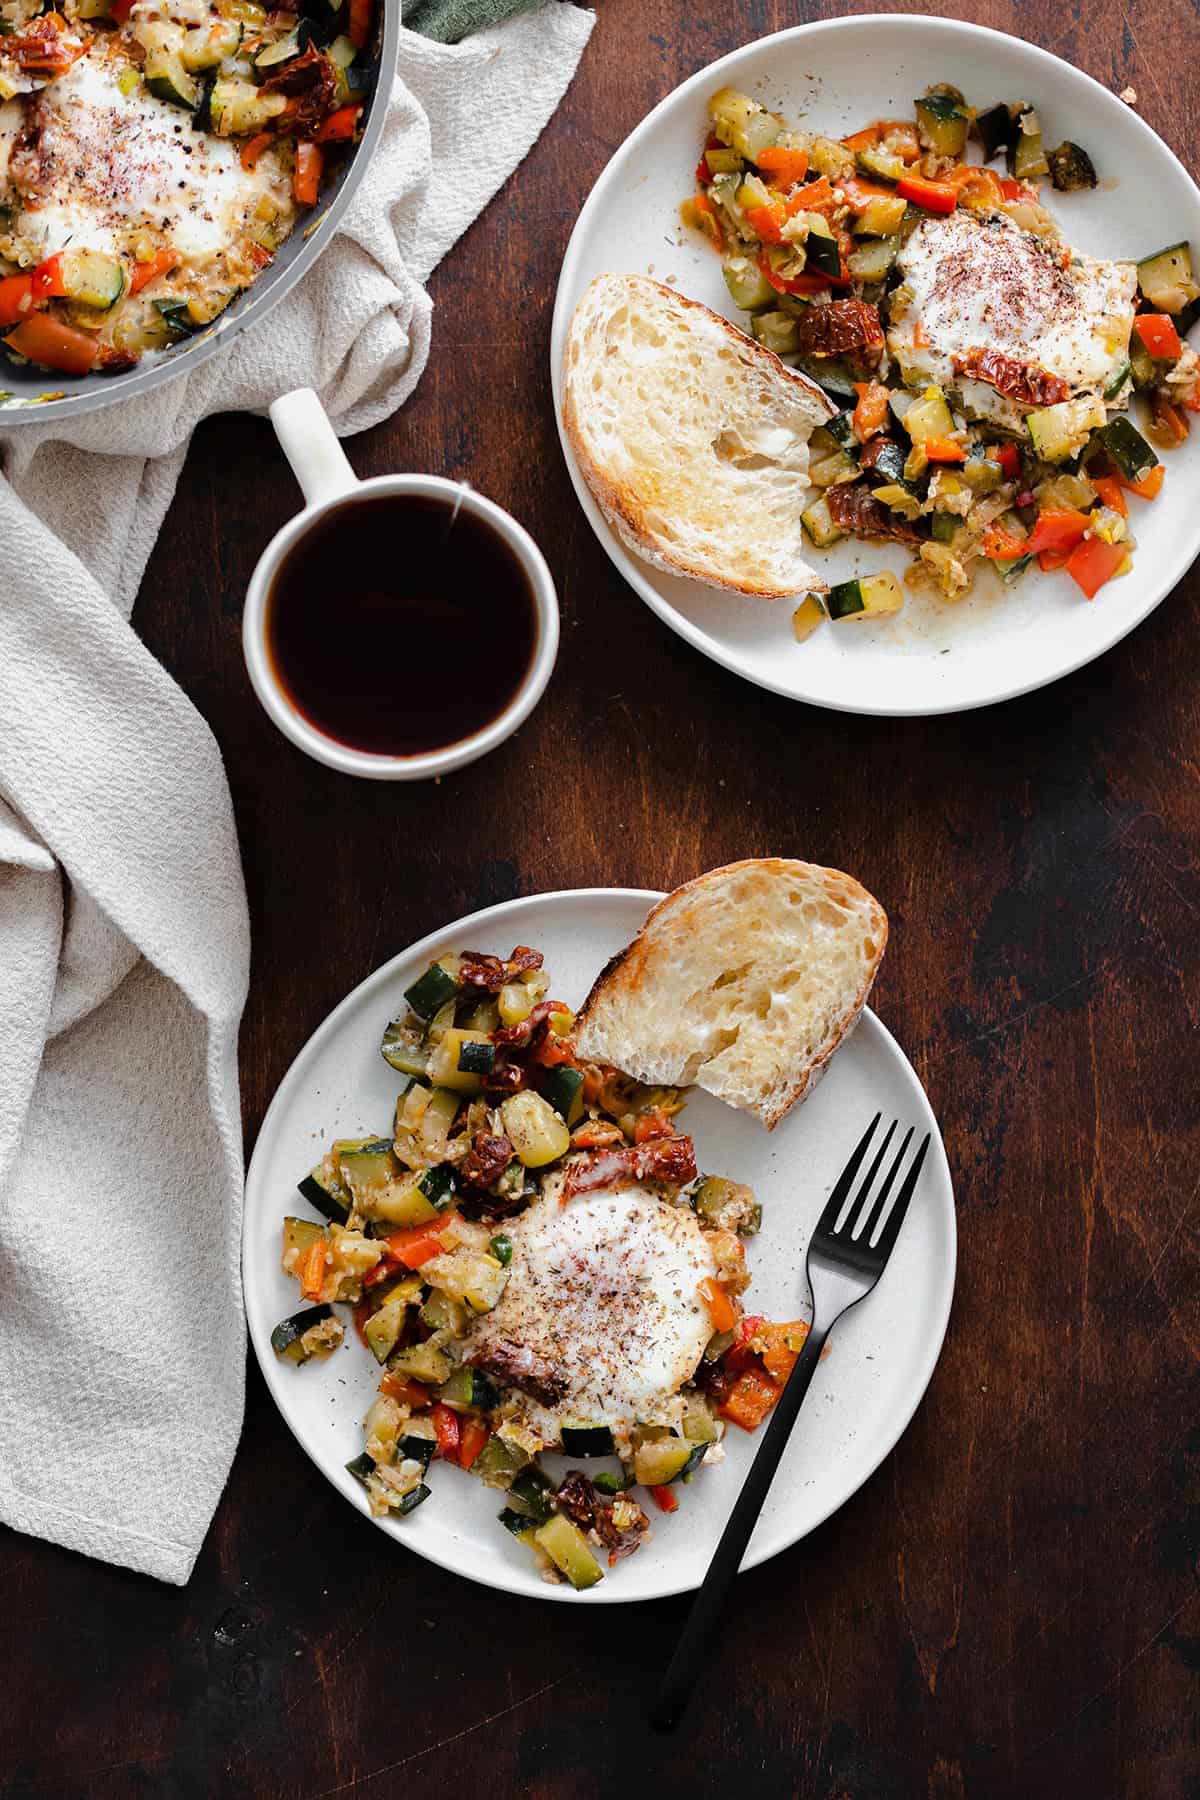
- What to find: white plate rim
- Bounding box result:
[550,14,1200,718]
[243,886,957,1603]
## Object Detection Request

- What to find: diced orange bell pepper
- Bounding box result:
[852,381,890,440]
[1117,463,1165,501]
[315,104,362,143]
[1066,534,1128,599]
[912,319,928,350]
[430,1404,460,1459]
[840,124,879,153]
[457,1417,490,1471]
[348,0,372,47]
[299,1236,327,1302]
[999,176,1038,201]
[719,1364,782,1430]
[745,202,785,245]
[896,173,957,214]
[698,1276,738,1335]
[756,144,809,186]
[240,131,273,171]
[292,140,323,207]
[787,176,834,214]
[379,1373,429,1406]
[1037,547,1072,573]
[385,1215,458,1269]
[758,1320,810,1387]
[128,247,181,294]
[649,1484,679,1513]
[0,274,35,329]
[1133,313,1183,361]
[876,119,920,163]
[1150,392,1189,445]
[981,525,1029,561]
[839,176,896,213]
[923,437,967,463]
[1090,474,1127,517]
[1027,509,1090,556]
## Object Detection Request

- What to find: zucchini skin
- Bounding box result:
[270,1302,333,1357]
[559,1424,615,1457]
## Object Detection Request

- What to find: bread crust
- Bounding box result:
[561,275,834,600]
[573,858,889,1131]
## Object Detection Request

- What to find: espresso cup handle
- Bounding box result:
[269,388,359,509]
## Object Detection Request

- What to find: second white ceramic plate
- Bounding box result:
[245,889,955,1602]
[551,16,1200,715]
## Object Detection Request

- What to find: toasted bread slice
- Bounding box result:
[573,859,887,1130]
[562,273,835,600]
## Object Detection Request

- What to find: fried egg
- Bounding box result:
[889,210,1137,430]
[1,47,292,269]
[465,1184,716,1441]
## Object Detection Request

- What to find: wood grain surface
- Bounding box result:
[4,3,1199,1796]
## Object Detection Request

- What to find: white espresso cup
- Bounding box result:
[243,387,559,780]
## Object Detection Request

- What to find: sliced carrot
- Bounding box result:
[1150,392,1189,445]
[314,103,361,143]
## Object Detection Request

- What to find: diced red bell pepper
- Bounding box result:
[994,441,1021,480]
[719,1365,782,1430]
[1027,509,1091,556]
[431,1404,460,1459]
[649,1484,679,1514]
[1066,534,1127,599]
[745,202,785,245]
[698,1276,738,1335]
[0,275,35,329]
[379,1372,429,1406]
[30,254,67,300]
[4,313,100,376]
[1037,548,1072,572]
[999,176,1038,201]
[348,0,372,48]
[240,131,273,172]
[1133,313,1183,361]
[457,1417,490,1471]
[896,173,958,214]
[385,1215,457,1269]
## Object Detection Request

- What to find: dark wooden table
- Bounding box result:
[5,3,1199,1795]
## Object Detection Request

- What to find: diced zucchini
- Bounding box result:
[807,134,855,182]
[871,483,923,520]
[339,1139,398,1207]
[497,981,535,1027]
[961,448,1005,493]
[803,221,842,281]
[146,52,200,110]
[297,1163,350,1225]
[854,192,908,238]
[866,441,910,486]
[903,386,955,446]
[1136,242,1199,315]
[255,27,303,67]
[708,86,781,162]
[398,1424,437,1471]
[993,552,1033,584]
[1099,415,1157,482]
[930,511,960,543]
[181,19,242,69]
[270,1303,334,1364]
[808,440,860,487]
[59,250,125,311]
[472,1434,528,1488]
[792,595,826,642]
[426,1027,492,1093]
[735,171,774,214]
[856,145,905,183]
[430,1249,508,1315]
[436,1364,501,1412]
[421,1287,467,1334]
[682,1396,719,1445]
[826,572,904,621]
[560,1423,615,1457]
[800,495,843,548]
[500,1091,570,1169]
[282,1215,324,1269]
[847,236,899,282]
[154,292,238,339]
[1025,394,1106,462]
[1047,141,1097,192]
[403,960,460,1020]
[915,92,968,159]
[750,310,802,356]
[387,1339,453,1385]
[633,1432,698,1487]
[498,1508,538,1541]
[722,254,775,313]
[508,1467,556,1522]
[1009,106,1049,180]
[704,144,744,177]
[593,1470,634,1495]
[380,1019,429,1078]
[393,1483,431,1517]
[1034,470,1096,511]
[209,74,288,133]
[326,32,358,67]
[542,1064,584,1125]
[976,102,1017,161]
[824,410,856,450]
[534,1514,603,1589]
[345,1451,376,1483]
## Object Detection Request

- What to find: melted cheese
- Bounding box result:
[889,211,1137,428]
[4,48,291,266]
[465,1184,716,1439]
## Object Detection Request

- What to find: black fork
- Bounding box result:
[652,1114,932,1731]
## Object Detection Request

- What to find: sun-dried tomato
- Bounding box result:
[259,44,339,132]
[491,999,562,1049]
[461,1132,513,1190]
[825,481,924,544]
[458,946,544,992]
[952,346,1071,407]
[793,298,884,357]
[565,1135,698,1197]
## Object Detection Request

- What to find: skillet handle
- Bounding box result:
[269,387,359,509]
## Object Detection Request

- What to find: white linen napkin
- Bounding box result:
[0,1,593,1585]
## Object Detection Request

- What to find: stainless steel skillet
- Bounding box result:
[0,0,398,424]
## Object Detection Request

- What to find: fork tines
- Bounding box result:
[818,1114,931,1258]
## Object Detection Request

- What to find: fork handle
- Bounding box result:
[651,1322,830,1731]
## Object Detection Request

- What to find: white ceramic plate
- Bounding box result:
[244,889,956,1603]
[551,15,1200,716]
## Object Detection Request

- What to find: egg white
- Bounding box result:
[465,1183,717,1441]
[889,210,1137,430]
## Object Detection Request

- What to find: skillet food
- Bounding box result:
[0,0,373,375]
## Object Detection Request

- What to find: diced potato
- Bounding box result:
[708,86,781,162]
[792,595,826,642]
[501,1091,571,1168]
[363,1395,405,1463]
[428,1028,492,1094]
